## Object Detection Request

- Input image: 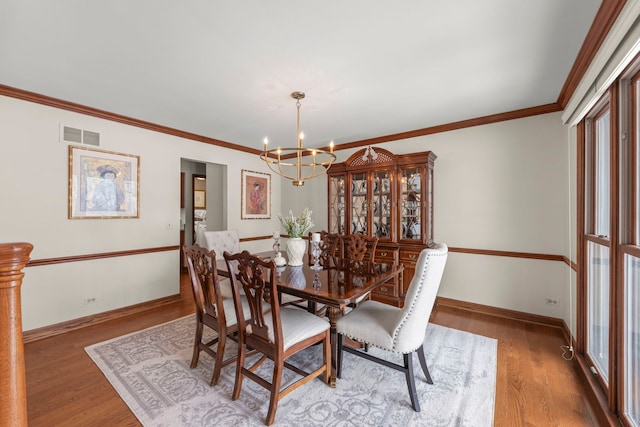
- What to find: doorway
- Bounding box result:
[180,158,228,254]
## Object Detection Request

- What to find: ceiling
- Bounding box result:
[0,1,604,152]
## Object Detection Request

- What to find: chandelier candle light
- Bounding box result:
[261,91,336,186]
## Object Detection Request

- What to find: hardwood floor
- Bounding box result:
[429,307,601,426]
[24,273,601,426]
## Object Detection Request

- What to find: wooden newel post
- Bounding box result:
[0,242,33,427]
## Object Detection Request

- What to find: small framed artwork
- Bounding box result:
[241,169,270,219]
[68,146,140,219]
[194,190,206,208]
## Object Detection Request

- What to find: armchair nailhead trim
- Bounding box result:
[391,250,447,353]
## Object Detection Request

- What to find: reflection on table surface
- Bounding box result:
[273,261,401,307]
[217,251,401,307]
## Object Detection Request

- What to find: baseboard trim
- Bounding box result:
[22,294,181,343]
[435,296,566,329]
[435,296,577,350]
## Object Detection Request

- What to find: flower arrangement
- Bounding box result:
[278,208,314,238]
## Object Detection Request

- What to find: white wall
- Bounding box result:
[0,95,281,330]
[0,93,573,330]
[284,112,573,319]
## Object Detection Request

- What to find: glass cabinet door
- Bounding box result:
[350,172,367,234]
[426,167,434,243]
[328,175,345,234]
[373,170,392,239]
[400,168,422,240]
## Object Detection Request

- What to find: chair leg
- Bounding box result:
[190,321,204,368]
[232,343,246,401]
[417,345,433,384]
[323,332,331,384]
[210,332,226,387]
[265,360,284,425]
[337,334,343,378]
[404,353,421,412]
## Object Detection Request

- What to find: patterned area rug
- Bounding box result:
[86,315,496,426]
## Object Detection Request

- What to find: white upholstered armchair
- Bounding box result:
[204,229,240,257]
[336,243,448,412]
[203,230,240,298]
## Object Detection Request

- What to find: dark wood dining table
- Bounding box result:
[217,252,403,386]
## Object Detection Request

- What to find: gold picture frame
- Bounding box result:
[68,146,140,219]
[194,190,206,208]
[241,169,270,219]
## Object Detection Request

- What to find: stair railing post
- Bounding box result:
[0,242,33,427]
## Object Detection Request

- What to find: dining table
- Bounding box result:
[217,251,404,387]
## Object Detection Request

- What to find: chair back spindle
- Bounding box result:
[184,245,224,323]
[230,252,280,345]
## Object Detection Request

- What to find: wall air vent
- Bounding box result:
[60,124,101,146]
[82,130,100,146]
[63,126,82,143]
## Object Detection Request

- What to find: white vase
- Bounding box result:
[286,237,306,267]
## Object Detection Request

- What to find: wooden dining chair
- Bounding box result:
[336,243,448,412]
[343,233,378,264]
[343,234,379,307]
[223,250,331,426]
[183,244,250,386]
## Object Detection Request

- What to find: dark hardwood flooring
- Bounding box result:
[24,273,601,426]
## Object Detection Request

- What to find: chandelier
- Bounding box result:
[261,91,336,186]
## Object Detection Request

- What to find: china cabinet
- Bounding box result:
[327,147,436,306]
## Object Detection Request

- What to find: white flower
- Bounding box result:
[278,208,314,238]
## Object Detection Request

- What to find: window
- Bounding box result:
[584,100,613,391]
[595,111,611,237]
[623,254,640,424]
[579,58,640,427]
[620,74,640,427]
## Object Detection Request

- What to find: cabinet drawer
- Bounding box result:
[372,281,398,297]
[375,248,397,262]
[399,249,421,263]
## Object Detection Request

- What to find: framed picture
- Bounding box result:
[241,169,270,219]
[194,190,206,208]
[68,146,140,219]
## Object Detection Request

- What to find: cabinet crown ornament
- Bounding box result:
[346,147,396,167]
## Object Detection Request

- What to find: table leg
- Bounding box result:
[326,305,342,388]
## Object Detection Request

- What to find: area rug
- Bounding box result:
[86,315,496,426]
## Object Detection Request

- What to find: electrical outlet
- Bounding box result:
[545,298,559,305]
[84,297,97,305]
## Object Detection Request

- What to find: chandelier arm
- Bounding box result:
[261,152,300,181]
[263,157,298,181]
[262,149,336,167]
[277,150,293,180]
